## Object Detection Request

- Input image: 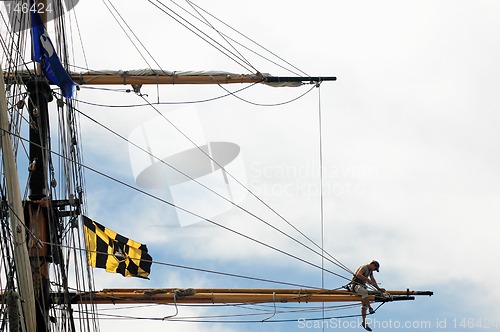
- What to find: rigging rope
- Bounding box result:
[72,80,316,107]
[215,81,317,107]
[148,0,256,74]
[41,240,320,289]
[54,77,353,280]
[70,95,350,274]
[4,128,349,281]
[138,94,353,277]
[68,0,90,70]
[1,8,100,328]
[184,0,310,77]
[71,104,348,275]
[101,0,168,75]
[185,0,255,72]
[71,301,367,323]
[318,81,326,327]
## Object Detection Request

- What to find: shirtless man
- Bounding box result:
[350,261,385,331]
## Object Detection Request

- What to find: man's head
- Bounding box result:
[369,260,380,272]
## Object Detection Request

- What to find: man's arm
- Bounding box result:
[369,275,385,292]
[355,270,371,283]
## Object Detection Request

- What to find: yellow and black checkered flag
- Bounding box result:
[83,216,152,278]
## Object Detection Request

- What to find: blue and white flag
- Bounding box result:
[31,4,76,98]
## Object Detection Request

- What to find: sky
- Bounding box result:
[3,0,499,331]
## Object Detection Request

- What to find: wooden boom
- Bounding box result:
[67,288,432,305]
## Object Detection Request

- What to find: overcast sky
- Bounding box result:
[32,0,500,331]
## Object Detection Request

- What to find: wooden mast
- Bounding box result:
[26,79,52,332]
[0,66,37,332]
[26,1,53,330]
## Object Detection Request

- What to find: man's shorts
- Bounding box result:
[353,284,369,299]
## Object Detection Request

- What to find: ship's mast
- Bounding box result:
[0,66,38,332]
[25,1,54,330]
[26,79,52,332]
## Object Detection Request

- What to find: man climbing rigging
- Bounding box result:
[349,260,386,331]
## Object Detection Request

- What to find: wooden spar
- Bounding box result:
[71,72,265,85]
[4,72,336,86]
[70,288,432,305]
[71,73,337,86]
